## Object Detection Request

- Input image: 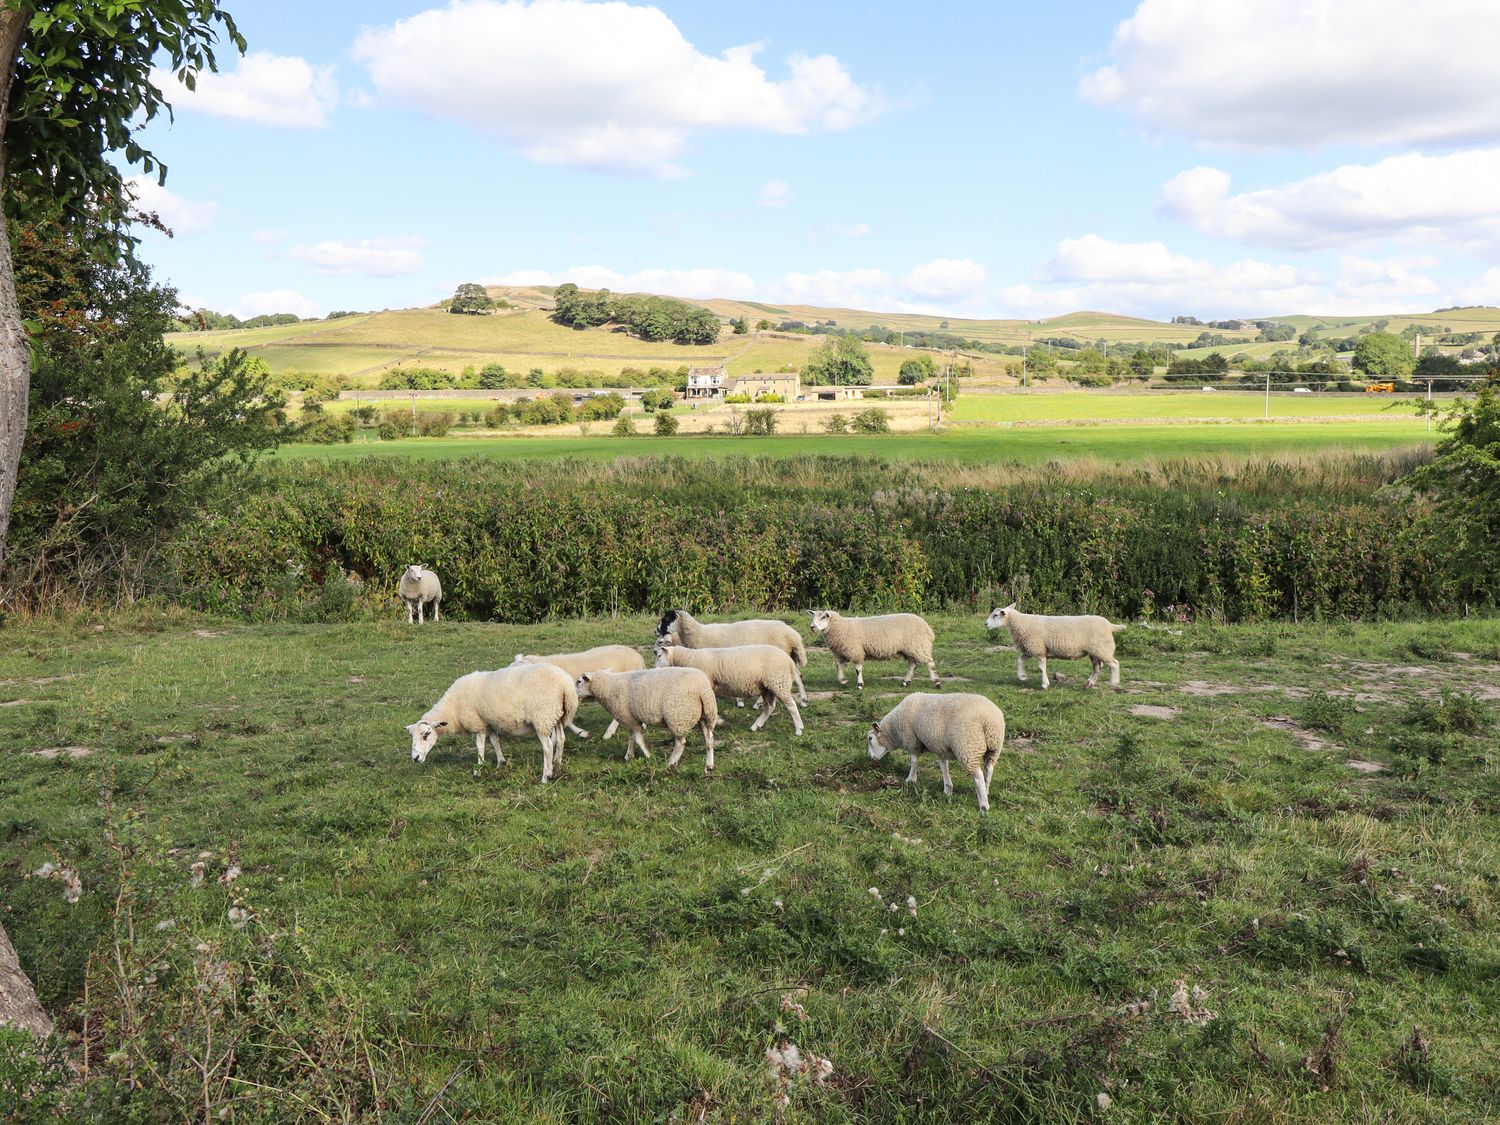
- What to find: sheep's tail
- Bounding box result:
[985,711,1007,757]
[1111,623,1128,633]
[700,683,719,728]
[790,635,807,668]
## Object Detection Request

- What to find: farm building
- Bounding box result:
[730,372,801,401]
[685,365,727,399]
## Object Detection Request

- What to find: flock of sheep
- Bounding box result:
[399,566,1127,812]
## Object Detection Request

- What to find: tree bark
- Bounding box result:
[0,919,50,1039]
[1,6,30,567]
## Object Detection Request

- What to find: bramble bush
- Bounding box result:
[156,453,1494,623]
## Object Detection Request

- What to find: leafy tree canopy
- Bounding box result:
[804,334,873,386]
[1353,331,1416,380]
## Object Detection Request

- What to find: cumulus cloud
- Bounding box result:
[126,175,218,235]
[1161,151,1500,251]
[154,51,338,127]
[758,179,793,207]
[767,268,897,310]
[288,236,426,276]
[1080,0,1500,149]
[233,289,324,319]
[1001,234,1446,318]
[486,266,759,299]
[904,258,988,302]
[351,0,881,175]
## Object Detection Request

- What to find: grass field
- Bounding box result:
[4,612,1498,1120]
[951,390,1428,424]
[276,419,1433,465]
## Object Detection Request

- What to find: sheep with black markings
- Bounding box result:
[575,668,719,773]
[655,609,807,703]
[512,646,645,739]
[986,603,1125,689]
[406,662,577,784]
[653,642,803,735]
[868,692,1006,813]
[398,565,442,624]
[808,610,939,690]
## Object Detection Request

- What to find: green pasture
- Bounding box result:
[3,611,1497,1120]
[952,390,1427,423]
[275,419,1432,465]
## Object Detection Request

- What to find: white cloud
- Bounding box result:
[767,268,896,309]
[835,223,872,238]
[1457,268,1500,305]
[288,236,427,277]
[233,289,324,320]
[126,175,218,235]
[766,259,989,314]
[904,258,988,302]
[351,0,881,175]
[758,179,793,207]
[1003,234,1446,319]
[154,52,338,127]
[253,228,289,246]
[486,266,758,299]
[1161,151,1500,251]
[1080,0,1500,149]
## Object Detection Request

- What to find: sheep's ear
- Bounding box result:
[870,721,880,733]
[405,723,418,734]
[432,720,449,731]
[1003,602,1015,612]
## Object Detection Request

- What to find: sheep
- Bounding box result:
[808,610,939,690]
[398,565,442,624]
[653,642,803,735]
[406,662,578,784]
[655,609,807,704]
[867,692,1006,813]
[575,668,718,773]
[512,646,646,739]
[985,603,1126,690]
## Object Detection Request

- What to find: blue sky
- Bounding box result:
[129,0,1500,322]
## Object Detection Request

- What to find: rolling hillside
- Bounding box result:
[166,287,1500,386]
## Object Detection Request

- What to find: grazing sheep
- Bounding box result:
[575,668,718,773]
[808,610,939,690]
[398,565,442,624]
[986,603,1125,689]
[513,646,646,739]
[406,662,577,784]
[868,692,1006,813]
[654,642,804,735]
[655,609,807,704]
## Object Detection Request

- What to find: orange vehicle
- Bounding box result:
[1364,382,1396,393]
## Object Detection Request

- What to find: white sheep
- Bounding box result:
[406,662,577,784]
[867,692,1006,813]
[512,646,646,739]
[575,668,719,773]
[655,609,807,704]
[398,565,442,624]
[653,642,804,736]
[808,610,939,690]
[986,603,1126,689]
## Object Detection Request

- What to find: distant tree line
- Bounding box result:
[551,284,721,344]
[374,363,689,392]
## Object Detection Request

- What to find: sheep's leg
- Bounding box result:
[567,719,591,739]
[736,697,746,708]
[854,663,865,690]
[474,731,487,765]
[985,755,997,789]
[901,660,917,687]
[1086,656,1102,689]
[552,726,566,769]
[405,600,414,625]
[537,731,554,783]
[750,691,775,732]
[701,720,716,773]
[417,600,425,624]
[433,600,440,623]
[774,688,803,736]
[834,658,848,686]
[905,753,920,785]
[603,719,619,740]
[1108,658,1121,687]
[1015,653,1027,682]
[666,734,687,768]
[926,661,940,686]
[970,767,990,814]
[938,759,954,799]
[1037,654,1049,690]
[489,732,506,766]
[627,726,651,762]
[794,669,808,705]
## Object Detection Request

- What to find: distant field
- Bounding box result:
[952,390,1427,424]
[275,419,1431,465]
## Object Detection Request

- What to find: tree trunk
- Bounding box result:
[0,920,51,1039]
[1,6,30,567]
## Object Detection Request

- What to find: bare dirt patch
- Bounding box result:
[1345,759,1387,774]
[803,691,838,702]
[28,674,78,686]
[1259,717,1340,753]
[1179,681,1240,696]
[1,699,32,708]
[1130,704,1180,720]
[30,746,92,760]
[192,629,228,639]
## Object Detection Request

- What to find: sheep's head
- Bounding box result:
[809,610,834,633]
[403,564,426,583]
[651,639,673,667]
[575,673,595,700]
[655,609,681,641]
[406,719,448,762]
[986,604,1016,630]
[867,721,891,761]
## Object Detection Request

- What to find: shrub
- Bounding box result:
[744,408,780,436]
[376,420,404,441]
[724,392,752,404]
[418,411,454,437]
[754,393,785,403]
[654,411,679,436]
[850,408,891,433]
[612,415,638,436]
[301,415,356,444]
[822,414,849,434]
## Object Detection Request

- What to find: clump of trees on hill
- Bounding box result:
[374,362,688,391]
[551,283,720,344]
